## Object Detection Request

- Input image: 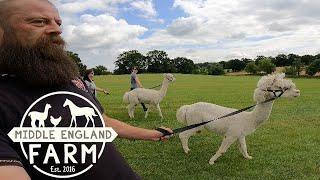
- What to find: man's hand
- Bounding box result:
[152,127,173,142]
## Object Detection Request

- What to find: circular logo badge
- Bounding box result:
[8,91,117,178]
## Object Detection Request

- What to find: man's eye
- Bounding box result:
[32,19,47,26]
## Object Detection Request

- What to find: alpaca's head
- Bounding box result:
[164,73,175,82]
[254,73,300,103]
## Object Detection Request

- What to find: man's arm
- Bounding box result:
[103,114,172,141]
[0,166,31,180]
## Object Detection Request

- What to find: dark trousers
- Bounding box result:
[131,88,147,111]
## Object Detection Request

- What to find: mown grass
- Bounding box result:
[95,74,320,180]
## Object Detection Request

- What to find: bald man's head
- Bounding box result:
[0,0,55,27]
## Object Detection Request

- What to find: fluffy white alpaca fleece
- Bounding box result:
[176,73,300,165]
[123,73,175,119]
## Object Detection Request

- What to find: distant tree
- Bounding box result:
[245,62,259,74]
[146,50,170,73]
[173,57,195,74]
[301,55,314,66]
[67,51,87,76]
[208,63,224,75]
[114,50,146,74]
[193,62,210,74]
[292,58,302,76]
[226,59,246,72]
[255,56,267,65]
[273,54,288,66]
[218,61,227,69]
[93,65,110,75]
[314,54,320,60]
[306,59,320,76]
[258,59,276,74]
[284,58,302,76]
[162,58,177,73]
[287,54,300,66]
[241,58,254,65]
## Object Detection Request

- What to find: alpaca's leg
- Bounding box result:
[156,104,163,119]
[131,105,136,118]
[128,104,135,118]
[40,120,45,127]
[31,119,36,128]
[238,136,252,159]
[179,129,198,154]
[209,136,237,165]
[144,106,151,118]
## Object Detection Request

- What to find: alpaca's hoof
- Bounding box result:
[183,148,190,154]
[209,159,215,165]
[245,156,253,160]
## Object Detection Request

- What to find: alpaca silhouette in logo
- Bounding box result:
[28,104,51,127]
[50,116,62,127]
[63,99,97,127]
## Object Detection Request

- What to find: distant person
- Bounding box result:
[83,69,109,97]
[130,67,147,111]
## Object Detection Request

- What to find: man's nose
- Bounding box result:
[45,22,62,35]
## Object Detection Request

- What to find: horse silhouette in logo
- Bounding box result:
[63,99,97,127]
[50,116,62,127]
[28,104,52,128]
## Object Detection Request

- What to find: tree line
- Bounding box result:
[113,50,320,76]
[67,50,320,76]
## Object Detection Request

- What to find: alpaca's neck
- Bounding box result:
[44,106,50,114]
[251,101,274,127]
[159,79,169,97]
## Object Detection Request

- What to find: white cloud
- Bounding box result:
[142,0,320,63]
[130,0,156,18]
[61,14,147,69]
[49,0,320,70]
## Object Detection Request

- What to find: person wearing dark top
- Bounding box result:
[0,0,172,179]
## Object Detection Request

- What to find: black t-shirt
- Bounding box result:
[0,75,140,180]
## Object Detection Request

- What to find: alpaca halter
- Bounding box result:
[156,87,288,137]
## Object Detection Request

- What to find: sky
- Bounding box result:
[51,0,320,71]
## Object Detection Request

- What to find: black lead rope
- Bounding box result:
[156,89,287,137]
[148,84,162,89]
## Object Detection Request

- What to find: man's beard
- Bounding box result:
[0,35,79,87]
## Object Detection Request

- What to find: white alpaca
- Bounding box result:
[123,73,175,119]
[176,73,300,165]
[28,104,51,128]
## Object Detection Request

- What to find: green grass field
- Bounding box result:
[94,74,320,180]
